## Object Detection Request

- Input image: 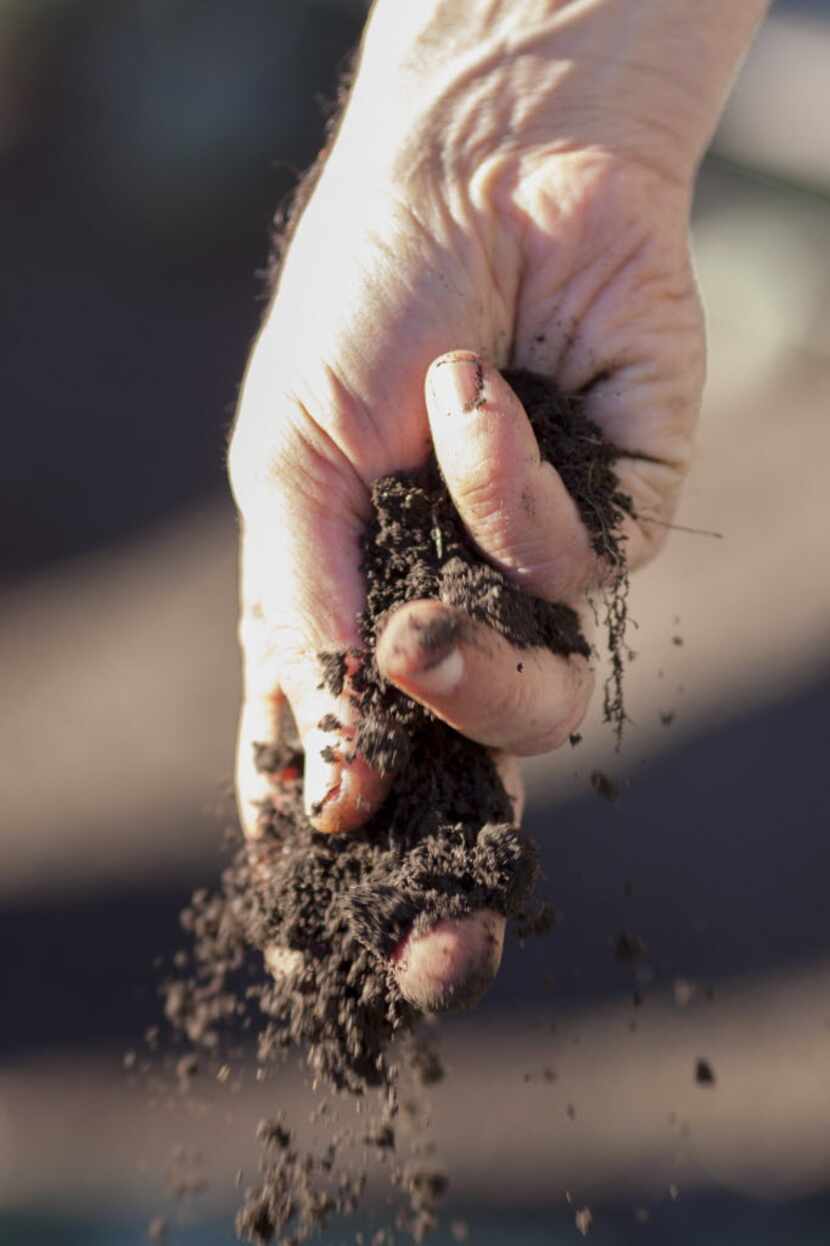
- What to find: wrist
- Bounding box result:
[332,0,768,195]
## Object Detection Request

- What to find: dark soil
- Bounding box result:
[163,369,630,1245]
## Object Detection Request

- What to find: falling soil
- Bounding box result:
[695,1058,717,1086]
[163,369,630,1245]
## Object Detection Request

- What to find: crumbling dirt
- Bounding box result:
[163,369,630,1244]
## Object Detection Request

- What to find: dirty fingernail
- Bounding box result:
[428,352,485,417]
[380,610,464,698]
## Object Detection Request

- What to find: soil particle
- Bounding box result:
[590,770,619,802]
[695,1058,717,1086]
[319,652,348,698]
[364,1123,396,1150]
[163,370,629,1244]
[258,1118,292,1150]
[410,1042,445,1087]
[614,931,647,963]
[176,1053,199,1090]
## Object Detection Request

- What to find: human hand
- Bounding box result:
[229,0,765,1009]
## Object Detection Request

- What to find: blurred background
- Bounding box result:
[2,1,830,1243]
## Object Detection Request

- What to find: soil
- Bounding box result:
[695,1058,717,1086]
[163,369,629,1245]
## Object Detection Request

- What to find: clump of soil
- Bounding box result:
[164,369,630,1245]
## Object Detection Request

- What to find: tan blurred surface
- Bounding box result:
[0,503,240,896]
[3,959,830,1212]
[716,11,830,193]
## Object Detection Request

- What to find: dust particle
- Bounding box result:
[614,931,647,963]
[590,770,619,802]
[695,1058,716,1086]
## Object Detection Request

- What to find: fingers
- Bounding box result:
[235,528,390,839]
[391,752,520,1012]
[391,909,506,1013]
[513,227,706,573]
[578,368,700,571]
[377,598,593,756]
[426,353,598,603]
[236,655,390,839]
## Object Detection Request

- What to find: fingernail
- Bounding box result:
[381,611,464,697]
[302,729,342,820]
[428,352,485,417]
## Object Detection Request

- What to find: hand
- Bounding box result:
[228,0,764,1009]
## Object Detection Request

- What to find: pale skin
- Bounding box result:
[229,0,769,1011]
